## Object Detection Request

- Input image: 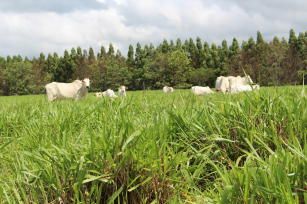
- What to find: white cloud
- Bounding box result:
[0,0,306,57]
[96,0,106,3]
[113,0,127,5]
[0,8,166,56]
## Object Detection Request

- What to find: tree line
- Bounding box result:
[0,29,306,96]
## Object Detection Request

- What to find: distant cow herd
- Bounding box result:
[163,75,259,96]
[45,75,259,101]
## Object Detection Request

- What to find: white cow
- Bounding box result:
[229,75,254,93]
[229,75,253,86]
[163,86,174,93]
[218,76,230,93]
[215,76,223,91]
[191,86,214,95]
[45,78,90,101]
[230,84,260,94]
[118,86,127,97]
[228,76,243,93]
[95,92,103,98]
[102,89,118,98]
[216,75,254,93]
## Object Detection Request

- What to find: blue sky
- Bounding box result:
[0,0,306,57]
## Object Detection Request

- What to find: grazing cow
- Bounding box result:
[191,86,214,95]
[102,89,118,98]
[95,92,103,98]
[118,86,127,97]
[230,84,260,93]
[163,86,174,93]
[45,78,90,101]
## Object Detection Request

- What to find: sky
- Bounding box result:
[0,0,306,57]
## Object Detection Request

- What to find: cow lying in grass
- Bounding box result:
[215,75,254,93]
[163,86,174,93]
[230,84,260,93]
[191,86,214,95]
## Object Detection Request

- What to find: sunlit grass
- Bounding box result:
[0,86,306,203]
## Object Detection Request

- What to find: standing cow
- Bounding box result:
[45,78,90,101]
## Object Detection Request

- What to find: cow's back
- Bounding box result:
[53,82,79,99]
[45,81,82,100]
[192,86,213,95]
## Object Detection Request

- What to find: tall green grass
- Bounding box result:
[0,86,306,203]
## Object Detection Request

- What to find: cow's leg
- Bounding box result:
[46,88,55,101]
[75,94,81,101]
[47,93,56,101]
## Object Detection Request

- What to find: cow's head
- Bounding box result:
[121,86,128,91]
[83,78,91,89]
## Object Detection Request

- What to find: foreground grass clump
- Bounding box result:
[0,86,306,203]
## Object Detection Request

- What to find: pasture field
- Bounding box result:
[0,86,306,203]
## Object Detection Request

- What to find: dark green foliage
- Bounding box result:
[0,29,306,95]
[100,46,106,57]
[89,47,96,63]
[54,50,74,82]
[256,31,264,44]
[127,44,134,66]
[229,38,240,57]
[227,29,306,86]
[273,36,280,44]
[108,43,115,56]
[1,62,34,95]
[288,29,297,48]
[116,50,122,58]
[297,32,306,57]
[188,68,216,87]
[176,38,182,50]
[161,39,170,53]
